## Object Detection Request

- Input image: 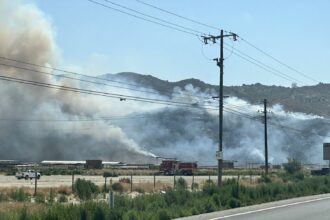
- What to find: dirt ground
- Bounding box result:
[0,175,258,189]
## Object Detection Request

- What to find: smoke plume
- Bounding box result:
[0,0,328,166]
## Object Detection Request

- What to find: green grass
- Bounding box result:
[1,175,330,219]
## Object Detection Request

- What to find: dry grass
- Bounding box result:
[0,186,73,197]
[0,202,46,212]
[86,168,159,176]
[57,186,72,195]
[113,181,173,193]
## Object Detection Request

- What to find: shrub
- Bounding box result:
[202,181,218,196]
[57,186,71,195]
[203,200,216,213]
[103,171,118,178]
[0,192,8,202]
[93,206,106,220]
[58,195,68,203]
[227,198,241,208]
[112,182,124,193]
[283,158,302,175]
[119,178,131,184]
[191,182,199,190]
[134,187,145,194]
[175,177,187,190]
[123,210,139,220]
[157,210,171,220]
[19,206,28,220]
[10,188,29,202]
[258,174,272,183]
[35,192,45,203]
[211,193,221,207]
[48,189,55,203]
[74,178,99,200]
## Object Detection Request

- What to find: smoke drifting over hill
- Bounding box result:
[0,0,328,165]
[0,0,156,162]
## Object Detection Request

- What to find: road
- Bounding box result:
[177,194,330,220]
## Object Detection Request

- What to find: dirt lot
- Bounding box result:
[0,175,253,188]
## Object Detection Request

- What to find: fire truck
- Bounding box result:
[159,159,197,175]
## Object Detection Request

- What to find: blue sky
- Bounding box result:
[33,0,330,86]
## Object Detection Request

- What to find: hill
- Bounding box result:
[105,72,330,117]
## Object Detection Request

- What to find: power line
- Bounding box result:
[97,0,318,87]
[0,115,151,122]
[238,36,320,84]
[87,0,200,37]
[133,0,318,85]
[103,0,206,35]
[0,56,213,100]
[0,74,219,111]
[0,62,219,109]
[135,0,221,31]
[224,43,307,85]
[224,46,299,83]
[1,73,327,139]
[225,105,330,139]
[221,47,330,117]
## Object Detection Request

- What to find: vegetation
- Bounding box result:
[283,158,302,175]
[0,175,330,219]
[41,168,84,176]
[103,171,118,178]
[111,182,124,193]
[73,178,99,200]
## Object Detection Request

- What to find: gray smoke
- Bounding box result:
[0,0,328,166]
[0,0,156,163]
[117,95,329,165]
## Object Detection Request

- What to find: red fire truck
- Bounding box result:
[159,159,197,175]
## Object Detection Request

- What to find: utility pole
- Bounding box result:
[264,99,269,175]
[203,30,237,186]
[34,165,38,196]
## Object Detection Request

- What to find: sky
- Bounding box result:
[31,0,330,87]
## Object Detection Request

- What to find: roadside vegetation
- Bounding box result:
[1,159,330,219]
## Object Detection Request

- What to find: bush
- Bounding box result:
[191,182,199,190]
[123,210,139,220]
[202,181,218,196]
[175,177,187,190]
[10,188,29,202]
[157,210,171,220]
[74,178,99,200]
[203,200,216,213]
[283,158,302,175]
[103,171,118,178]
[211,193,221,207]
[48,189,55,203]
[57,186,71,195]
[112,182,124,193]
[134,187,145,194]
[58,195,68,203]
[19,206,28,220]
[258,174,272,183]
[0,192,8,202]
[35,192,45,203]
[119,178,131,184]
[227,198,241,208]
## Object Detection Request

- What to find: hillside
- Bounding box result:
[105,72,330,117]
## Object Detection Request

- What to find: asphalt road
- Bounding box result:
[177,194,330,220]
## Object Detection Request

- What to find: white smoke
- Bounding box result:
[0,0,157,162]
[0,0,328,166]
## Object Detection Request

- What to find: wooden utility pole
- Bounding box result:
[264,99,269,175]
[203,30,237,186]
[34,168,37,196]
